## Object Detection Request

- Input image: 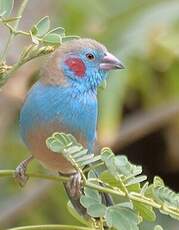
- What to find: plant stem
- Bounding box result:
[0,170,124,196]
[1,169,179,218]
[86,181,125,196]
[0,45,55,86]
[14,0,29,30]
[0,169,68,182]
[7,224,93,230]
[1,35,12,62]
[0,0,29,62]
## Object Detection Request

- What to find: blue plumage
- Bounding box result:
[20,80,97,152]
[19,38,124,174]
[17,38,124,216]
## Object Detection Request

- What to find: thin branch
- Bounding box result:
[1,21,29,36]
[14,0,29,30]
[1,35,12,62]
[0,169,68,182]
[1,45,55,85]
[7,225,93,230]
[1,169,179,220]
[0,169,125,196]
[0,0,29,62]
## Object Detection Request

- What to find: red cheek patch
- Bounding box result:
[65,58,86,77]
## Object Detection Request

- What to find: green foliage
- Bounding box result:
[80,172,106,218]
[105,205,139,230]
[132,201,156,222]
[42,33,61,44]
[61,35,80,43]
[30,16,66,45]
[154,225,164,230]
[46,132,101,170]
[46,132,179,230]
[0,0,79,86]
[32,16,50,37]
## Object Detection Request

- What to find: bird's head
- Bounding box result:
[41,38,124,91]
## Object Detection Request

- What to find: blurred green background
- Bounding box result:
[0,0,179,229]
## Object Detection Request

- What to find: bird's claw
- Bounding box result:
[68,172,81,198]
[13,156,33,187]
[14,163,29,187]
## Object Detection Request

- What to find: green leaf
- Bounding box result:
[151,176,179,208]
[47,141,63,153]
[114,206,139,224]
[80,195,98,208]
[145,184,154,198]
[101,148,117,177]
[62,35,80,43]
[117,202,133,209]
[154,185,179,208]
[52,132,67,145]
[80,185,106,218]
[66,146,83,155]
[75,153,93,163]
[83,187,101,202]
[66,133,78,145]
[35,16,50,37]
[133,201,156,222]
[0,0,14,17]
[71,149,88,159]
[31,25,38,36]
[114,155,133,176]
[132,165,143,177]
[154,225,164,230]
[140,182,149,195]
[153,176,165,187]
[127,183,141,192]
[126,175,147,186]
[46,137,63,153]
[43,33,61,44]
[87,203,106,217]
[80,154,101,166]
[48,27,65,36]
[100,170,118,187]
[46,132,98,169]
[88,169,97,179]
[105,206,139,230]
[101,148,146,192]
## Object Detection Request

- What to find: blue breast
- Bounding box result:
[20,81,97,151]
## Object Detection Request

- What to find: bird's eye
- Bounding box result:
[86,53,95,61]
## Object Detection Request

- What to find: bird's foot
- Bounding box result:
[14,156,33,187]
[67,172,82,198]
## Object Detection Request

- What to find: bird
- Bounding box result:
[16,38,124,217]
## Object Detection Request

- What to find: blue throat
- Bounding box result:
[62,61,108,93]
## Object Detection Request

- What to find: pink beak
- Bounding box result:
[100,52,125,71]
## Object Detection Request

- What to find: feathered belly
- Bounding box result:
[19,82,97,173]
[25,122,87,174]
